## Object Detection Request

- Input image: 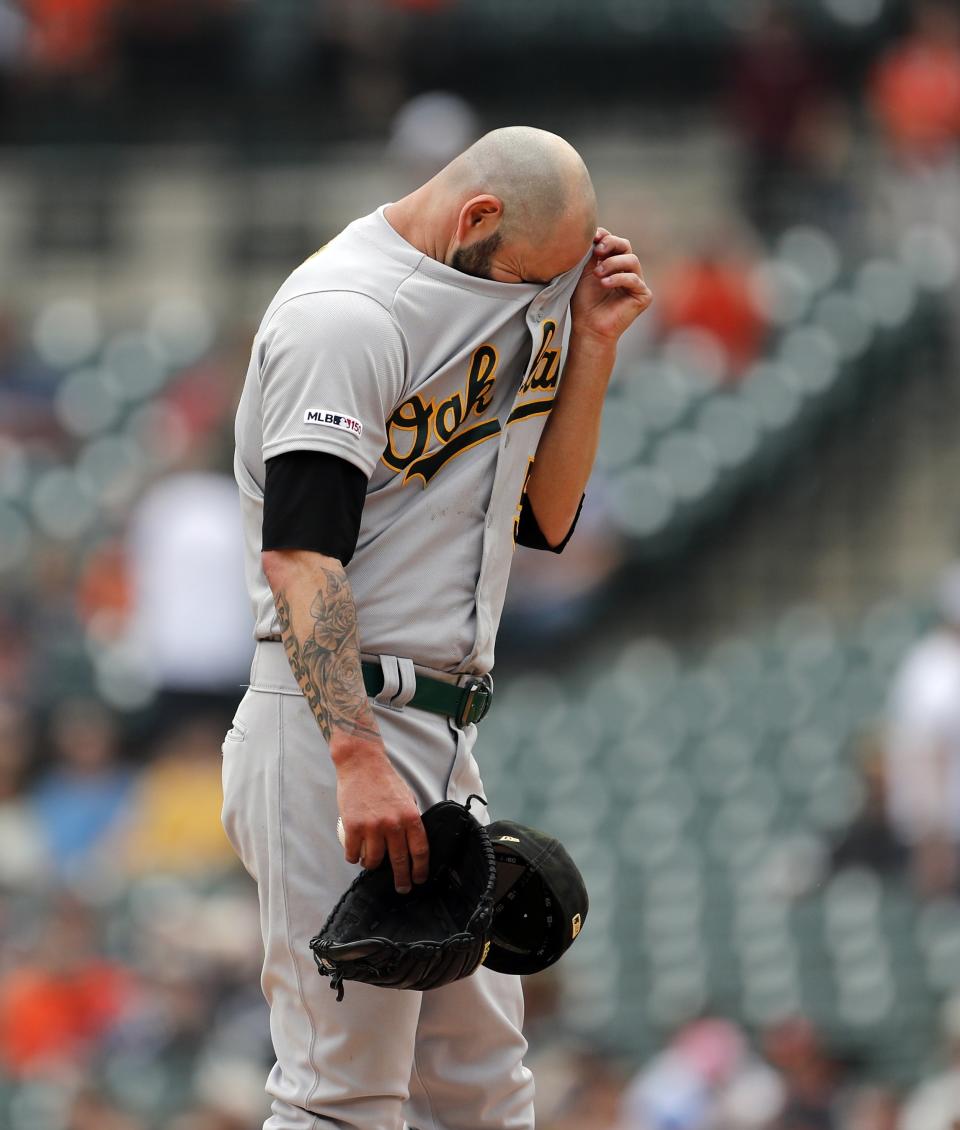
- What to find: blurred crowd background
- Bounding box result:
[4,0,960,1127]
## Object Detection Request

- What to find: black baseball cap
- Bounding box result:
[482,819,589,976]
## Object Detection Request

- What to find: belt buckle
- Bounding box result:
[456,677,491,727]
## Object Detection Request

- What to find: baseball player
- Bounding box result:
[223,126,651,1129]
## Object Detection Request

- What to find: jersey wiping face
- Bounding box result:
[234,207,586,674]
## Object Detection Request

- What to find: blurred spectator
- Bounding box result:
[870,1,960,247]
[522,971,629,1128]
[23,543,92,712]
[870,2,960,166]
[118,717,236,876]
[188,1054,272,1127]
[885,564,960,897]
[657,240,766,379]
[76,537,132,641]
[0,603,29,700]
[830,732,907,877]
[125,471,253,729]
[503,485,625,643]
[0,2,26,77]
[387,90,480,182]
[761,1017,840,1130]
[901,994,960,1130]
[24,0,117,79]
[387,0,452,9]
[323,0,408,126]
[842,1084,901,1130]
[102,961,252,1123]
[0,895,134,1076]
[0,308,60,441]
[166,1111,249,1130]
[121,967,217,1104]
[31,697,132,883]
[542,1050,625,1130]
[66,1089,145,1130]
[728,4,826,237]
[0,701,49,889]
[784,98,859,249]
[162,354,240,449]
[619,1017,784,1129]
[112,0,238,94]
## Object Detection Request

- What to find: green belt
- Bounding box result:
[361,661,493,727]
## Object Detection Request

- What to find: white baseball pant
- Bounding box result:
[220,642,535,1130]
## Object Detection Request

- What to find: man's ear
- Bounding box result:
[456,195,503,244]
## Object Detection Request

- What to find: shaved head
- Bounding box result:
[447,127,597,246]
[386,125,598,284]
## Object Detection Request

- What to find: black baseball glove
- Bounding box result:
[309,796,496,1000]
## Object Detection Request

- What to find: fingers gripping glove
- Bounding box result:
[309,796,496,1000]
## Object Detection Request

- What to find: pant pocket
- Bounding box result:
[444,721,486,810]
[220,693,253,866]
[221,717,248,752]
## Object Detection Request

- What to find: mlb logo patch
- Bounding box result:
[303,409,362,437]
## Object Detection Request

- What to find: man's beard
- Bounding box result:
[450,232,503,280]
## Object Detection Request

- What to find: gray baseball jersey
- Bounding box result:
[234,206,585,675]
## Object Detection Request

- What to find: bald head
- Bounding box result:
[447,127,597,246]
[387,126,598,284]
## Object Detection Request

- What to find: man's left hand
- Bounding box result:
[571,227,652,344]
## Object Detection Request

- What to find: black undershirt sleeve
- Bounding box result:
[262,450,367,565]
[514,492,584,554]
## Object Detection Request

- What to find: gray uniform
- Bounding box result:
[223,207,584,1129]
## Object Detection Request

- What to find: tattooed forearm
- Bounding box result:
[274,565,379,745]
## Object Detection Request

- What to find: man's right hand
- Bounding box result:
[262,549,430,894]
[332,739,430,894]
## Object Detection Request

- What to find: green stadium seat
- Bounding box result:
[805,766,865,832]
[672,668,733,735]
[779,326,841,397]
[598,392,648,471]
[693,735,754,799]
[627,360,698,434]
[618,801,687,868]
[739,361,804,434]
[859,598,927,673]
[855,260,916,330]
[813,292,872,362]
[777,226,841,294]
[653,431,720,504]
[610,465,676,538]
[695,396,761,470]
[751,259,814,327]
[899,226,959,294]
